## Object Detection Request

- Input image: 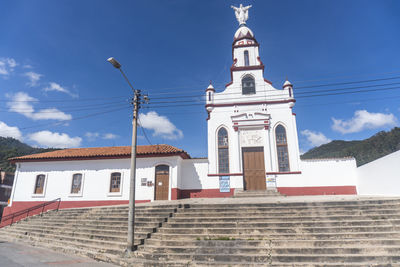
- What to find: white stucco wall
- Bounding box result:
[10,156,181,204]
[277,158,358,187]
[357,150,400,196]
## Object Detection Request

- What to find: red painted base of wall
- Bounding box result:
[177,188,235,199]
[278,186,357,196]
[1,199,150,227]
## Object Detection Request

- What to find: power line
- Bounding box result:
[0,106,130,135]
[138,117,153,146]
[145,84,400,108]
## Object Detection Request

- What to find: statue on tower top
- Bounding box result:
[231,4,252,25]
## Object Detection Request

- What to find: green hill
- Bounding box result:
[0,137,59,173]
[301,127,400,166]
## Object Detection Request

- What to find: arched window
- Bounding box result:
[217,127,229,173]
[244,50,249,66]
[242,75,255,95]
[276,125,290,172]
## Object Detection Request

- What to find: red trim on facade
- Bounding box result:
[278,186,357,196]
[205,88,215,92]
[231,65,264,72]
[266,171,302,175]
[225,81,233,88]
[233,36,258,46]
[171,188,178,200]
[1,200,150,227]
[264,78,272,85]
[283,84,292,89]
[206,99,296,108]
[178,188,235,199]
[232,43,259,49]
[207,173,243,177]
[292,113,296,116]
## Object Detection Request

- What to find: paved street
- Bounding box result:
[0,240,116,267]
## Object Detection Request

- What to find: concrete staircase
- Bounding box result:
[0,203,181,264]
[1,197,400,266]
[131,198,400,266]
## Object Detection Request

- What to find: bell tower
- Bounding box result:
[205,5,301,192]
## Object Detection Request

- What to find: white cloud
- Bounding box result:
[0,57,17,76]
[332,110,397,134]
[6,92,72,121]
[0,121,22,140]
[301,129,331,147]
[28,130,81,148]
[24,71,42,87]
[103,133,118,140]
[85,132,100,141]
[85,132,118,141]
[31,108,72,121]
[43,82,78,98]
[139,111,183,140]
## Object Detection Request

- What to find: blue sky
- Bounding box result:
[1,0,399,157]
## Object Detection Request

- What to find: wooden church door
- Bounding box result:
[242,147,266,190]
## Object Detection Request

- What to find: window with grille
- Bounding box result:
[110,172,121,193]
[34,174,45,194]
[275,125,290,172]
[244,50,249,66]
[242,75,255,95]
[71,173,82,194]
[218,127,229,173]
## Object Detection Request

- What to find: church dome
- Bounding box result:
[234,25,254,41]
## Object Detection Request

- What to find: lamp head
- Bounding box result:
[107,57,121,69]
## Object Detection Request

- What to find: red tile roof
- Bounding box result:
[10,144,190,163]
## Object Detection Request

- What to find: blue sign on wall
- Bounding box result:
[219,176,230,193]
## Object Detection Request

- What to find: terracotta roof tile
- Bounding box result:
[10,144,190,162]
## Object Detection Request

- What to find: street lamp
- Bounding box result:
[107,57,140,252]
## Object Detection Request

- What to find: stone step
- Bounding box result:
[179,203,400,212]
[233,189,282,198]
[3,226,149,243]
[21,220,160,230]
[0,228,130,249]
[157,225,400,235]
[9,223,155,236]
[169,214,399,222]
[174,210,400,218]
[163,219,400,228]
[182,199,400,208]
[45,210,174,219]
[136,252,400,263]
[144,238,400,248]
[151,231,400,240]
[137,245,400,255]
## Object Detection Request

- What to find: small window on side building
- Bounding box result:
[71,173,83,194]
[110,172,121,193]
[34,174,45,194]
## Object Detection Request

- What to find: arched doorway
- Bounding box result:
[154,165,169,200]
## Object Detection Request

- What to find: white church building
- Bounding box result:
[4,5,389,217]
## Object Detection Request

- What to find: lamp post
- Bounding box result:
[107,57,140,252]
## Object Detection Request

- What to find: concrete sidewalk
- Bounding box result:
[0,240,116,267]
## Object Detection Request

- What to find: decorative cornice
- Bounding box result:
[205,99,296,108]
